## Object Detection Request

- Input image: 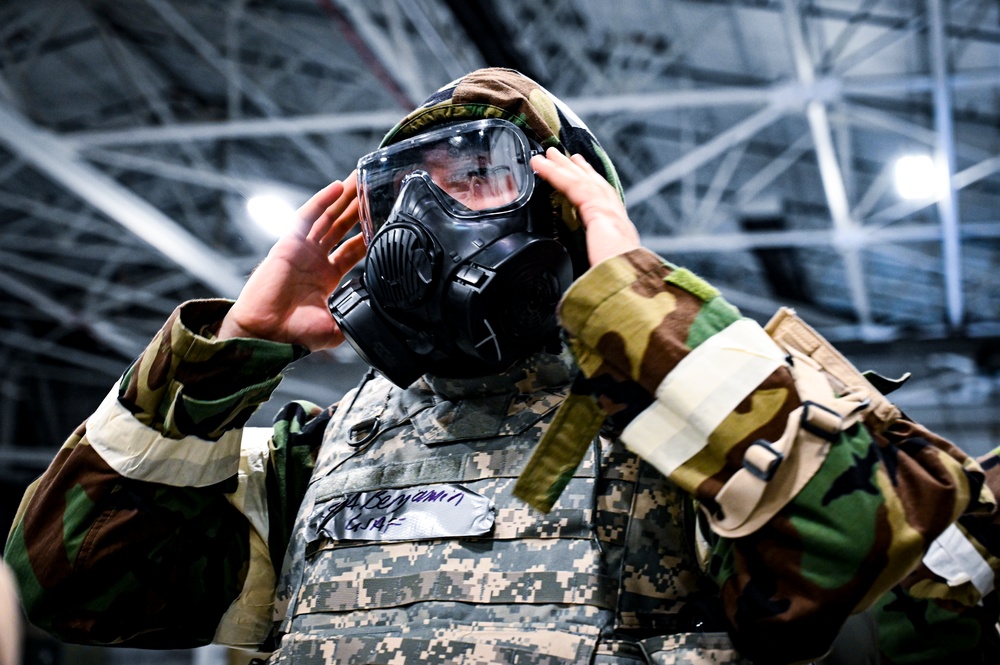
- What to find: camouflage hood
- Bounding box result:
[379,67,624,277]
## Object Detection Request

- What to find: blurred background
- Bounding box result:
[0,0,998,662]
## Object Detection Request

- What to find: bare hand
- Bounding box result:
[530,148,640,266]
[218,172,367,351]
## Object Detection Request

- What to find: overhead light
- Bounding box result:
[246,194,298,237]
[893,154,942,201]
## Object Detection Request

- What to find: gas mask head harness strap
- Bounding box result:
[329,118,573,388]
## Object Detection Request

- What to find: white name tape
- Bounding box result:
[923,523,995,599]
[315,483,496,542]
[620,317,786,478]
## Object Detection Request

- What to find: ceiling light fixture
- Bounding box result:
[247,194,298,237]
[893,154,942,201]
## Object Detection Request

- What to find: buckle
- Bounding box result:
[348,417,381,447]
[743,439,784,481]
[800,400,843,442]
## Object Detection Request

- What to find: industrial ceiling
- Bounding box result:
[1,0,998,473]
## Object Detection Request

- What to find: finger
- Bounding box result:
[318,197,361,249]
[297,180,344,231]
[307,174,360,244]
[570,154,618,193]
[329,233,367,274]
[532,151,605,210]
[530,149,585,193]
[570,153,602,178]
[307,191,356,244]
[542,146,575,164]
[536,147,587,177]
[343,170,359,195]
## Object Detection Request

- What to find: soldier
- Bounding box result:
[5,68,1000,664]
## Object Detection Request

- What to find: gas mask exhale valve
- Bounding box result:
[329,119,572,387]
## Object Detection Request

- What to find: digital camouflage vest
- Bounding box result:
[267,355,748,664]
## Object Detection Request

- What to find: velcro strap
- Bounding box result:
[742,440,784,480]
[513,390,606,513]
[923,523,996,600]
[800,400,847,440]
[88,387,244,487]
[302,558,618,612]
[618,318,787,479]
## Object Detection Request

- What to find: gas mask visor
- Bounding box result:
[357,118,539,241]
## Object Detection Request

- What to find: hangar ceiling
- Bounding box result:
[0,0,998,469]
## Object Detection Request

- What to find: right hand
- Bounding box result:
[218,172,367,351]
[530,148,641,266]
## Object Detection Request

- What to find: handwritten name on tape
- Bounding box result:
[314,483,496,542]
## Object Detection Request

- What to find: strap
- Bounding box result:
[710,348,870,537]
[618,318,788,479]
[704,308,905,536]
[764,307,900,430]
[708,350,868,538]
[923,523,996,600]
[513,389,606,513]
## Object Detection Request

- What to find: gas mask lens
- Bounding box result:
[357,119,538,240]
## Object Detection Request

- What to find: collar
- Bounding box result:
[421,349,575,400]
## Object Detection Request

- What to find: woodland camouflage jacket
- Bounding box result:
[5,247,1000,664]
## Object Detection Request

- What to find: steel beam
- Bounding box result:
[832,8,926,76]
[625,104,787,206]
[0,102,246,297]
[0,329,124,376]
[693,143,747,231]
[61,66,1000,149]
[331,0,427,103]
[396,0,483,81]
[66,109,403,147]
[84,147,312,201]
[782,0,871,327]
[929,0,964,329]
[146,0,337,176]
[0,249,179,316]
[842,69,1000,95]
[642,220,1000,254]
[734,133,814,208]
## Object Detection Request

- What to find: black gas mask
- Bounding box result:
[328,118,573,388]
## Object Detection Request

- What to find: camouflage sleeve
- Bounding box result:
[558,248,997,664]
[873,444,1000,663]
[3,300,324,650]
[118,299,307,441]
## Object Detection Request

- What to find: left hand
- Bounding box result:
[530,147,641,266]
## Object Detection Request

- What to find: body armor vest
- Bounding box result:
[270,356,741,664]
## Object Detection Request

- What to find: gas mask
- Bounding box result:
[328,118,573,387]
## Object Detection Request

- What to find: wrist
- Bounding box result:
[217,314,255,341]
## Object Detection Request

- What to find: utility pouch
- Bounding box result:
[764,307,901,432]
[708,308,900,537]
